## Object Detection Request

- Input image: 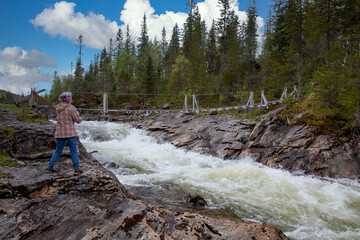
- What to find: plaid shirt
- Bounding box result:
[55,103,82,138]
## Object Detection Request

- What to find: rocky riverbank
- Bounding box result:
[0,109,289,239]
[129,112,360,180]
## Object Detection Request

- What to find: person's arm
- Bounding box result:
[71,106,82,124]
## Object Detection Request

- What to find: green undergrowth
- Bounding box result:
[0,172,13,179]
[1,126,15,138]
[216,103,279,120]
[274,94,359,134]
[0,153,17,167]
[211,91,359,135]
[0,104,51,125]
[0,104,20,110]
[16,109,52,125]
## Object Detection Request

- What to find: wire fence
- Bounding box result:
[70,86,298,115]
[29,86,298,115]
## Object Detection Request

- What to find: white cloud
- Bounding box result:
[31,0,264,49]
[120,0,187,41]
[256,16,265,51]
[197,0,248,26]
[0,47,55,94]
[30,1,119,49]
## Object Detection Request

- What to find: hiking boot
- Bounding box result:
[45,167,56,173]
[74,169,83,175]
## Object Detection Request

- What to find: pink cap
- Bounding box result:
[63,96,72,102]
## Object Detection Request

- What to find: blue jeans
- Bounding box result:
[48,137,79,169]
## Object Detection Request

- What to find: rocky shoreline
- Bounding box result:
[0,111,289,239]
[128,112,360,180]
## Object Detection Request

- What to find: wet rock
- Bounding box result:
[108,162,120,169]
[106,115,119,121]
[209,109,217,115]
[0,119,56,155]
[170,134,198,147]
[248,119,267,141]
[131,112,360,179]
[279,125,316,148]
[191,140,211,154]
[240,118,256,126]
[185,194,207,206]
[148,122,168,131]
[0,188,13,198]
[162,103,170,109]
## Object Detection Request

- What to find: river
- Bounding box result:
[76,121,360,240]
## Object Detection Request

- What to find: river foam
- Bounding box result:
[77,121,360,240]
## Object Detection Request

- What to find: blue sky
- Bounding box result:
[0,0,272,95]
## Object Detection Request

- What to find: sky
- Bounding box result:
[0,0,272,95]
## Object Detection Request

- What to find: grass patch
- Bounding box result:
[0,159,18,167]
[202,103,283,120]
[0,153,9,161]
[0,126,15,138]
[0,104,20,110]
[243,108,267,119]
[0,153,17,167]
[0,104,52,125]
[0,173,13,179]
[16,108,52,125]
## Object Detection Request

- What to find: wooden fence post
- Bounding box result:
[246,91,254,107]
[103,93,108,115]
[280,87,287,102]
[184,95,188,111]
[192,95,199,112]
[261,90,268,107]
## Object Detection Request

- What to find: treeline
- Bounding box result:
[261,0,360,128]
[49,0,360,129]
[49,0,259,100]
[0,90,22,104]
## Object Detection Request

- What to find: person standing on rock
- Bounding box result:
[46,92,83,175]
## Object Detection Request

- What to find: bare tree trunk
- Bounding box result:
[357,42,360,125]
[358,69,360,124]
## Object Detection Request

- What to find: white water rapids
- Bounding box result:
[77,121,360,240]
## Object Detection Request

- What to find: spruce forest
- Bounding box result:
[47,0,360,132]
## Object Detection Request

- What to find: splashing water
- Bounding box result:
[77,121,360,240]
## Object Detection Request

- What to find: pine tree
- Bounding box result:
[137,14,152,92]
[50,71,63,103]
[99,47,111,91]
[144,55,156,93]
[74,34,85,92]
[125,24,132,55]
[262,0,305,88]
[150,38,164,93]
[115,51,136,93]
[161,27,168,60]
[108,38,114,60]
[138,14,149,49]
[182,0,196,59]
[168,55,190,92]
[245,0,258,68]
[164,24,180,80]
[216,1,241,92]
[261,9,274,61]
[217,0,231,37]
[206,21,219,93]
[121,25,136,84]
[160,27,168,81]
[84,61,95,92]
[116,28,123,56]
[187,6,208,93]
